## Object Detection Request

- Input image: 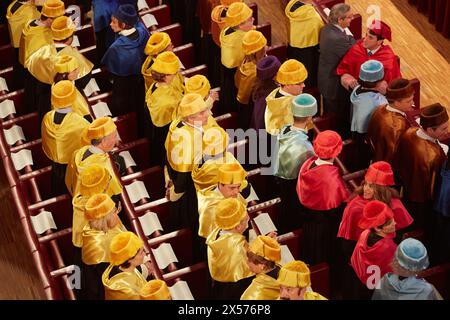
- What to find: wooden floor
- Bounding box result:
[251,0,450,112]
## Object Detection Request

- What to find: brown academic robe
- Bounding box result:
[367,105,410,165]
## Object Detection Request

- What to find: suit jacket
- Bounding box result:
[318,24,355,100]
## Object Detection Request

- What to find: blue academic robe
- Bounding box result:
[434,161,450,217]
[92,0,118,32]
[372,273,440,300]
[350,86,388,134]
[101,26,149,76]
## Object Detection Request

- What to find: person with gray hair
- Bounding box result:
[372,238,442,300]
[317,3,355,136]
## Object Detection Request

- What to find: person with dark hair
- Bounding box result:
[273,93,316,233]
[250,55,281,131]
[101,3,149,117]
[372,238,442,300]
[284,0,324,88]
[65,116,124,197]
[6,0,40,87]
[337,20,401,94]
[91,0,119,64]
[41,81,90,196]
[396,103,448,232]
[206,198,254,300]
[367,78,415,165]
[350,200,397,299]
[81,194,125,300]
[317,3,355,117]
[241,235,281,300]
[102,231,153,300]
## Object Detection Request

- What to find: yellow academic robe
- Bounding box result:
[65,145,123,196]
[57,45,94,79]
[146,82,184,127]
[304,291,328,300]
[41,111,90,164]
[285,1,324,48]
[206,228,254,282]
[235,59,257,105]
[19,20,53,66]
[102,265,147,300]
[6,1,40,48]
[220,27,247,69]
[197,185,247,238]
[240,272,280,300]
[82,224,126,265]
[165,119,205,173]
[264,88,294,136]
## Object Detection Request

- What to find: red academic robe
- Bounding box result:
[297,157,350,211]
[338,196,413,241]
[336,40,401,84]
[351,229,397,286]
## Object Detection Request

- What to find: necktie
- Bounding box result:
[368,51,373,56]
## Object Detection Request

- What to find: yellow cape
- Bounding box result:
[65,145,123,196]
[6,1,40,48]
[19,20,53,65]
[41,111,90,164]
[102,264,147,300]
[285,1,324,48]
[146,82,184,127]
[206,228,254,282]
[235,58,257,104]
[26,44,57,84]
[241,272,280,300]
[81,224,126,265]
[264,88,294,136]
[220,27,247,69]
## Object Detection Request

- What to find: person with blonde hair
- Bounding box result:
[206,198,254,299]
[41,80,90,196]
[81,194,126,300]
[277,260,327,300]
[241,235,282,300]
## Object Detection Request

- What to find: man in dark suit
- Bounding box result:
[318,3,355,136]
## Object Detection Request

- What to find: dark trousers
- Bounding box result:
[51,162,68,197]
[275,177,305,234]
[323,97,351,140]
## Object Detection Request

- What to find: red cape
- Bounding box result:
[337,196,414,241]
[351,229,397,286]
[296,157,350,211]
[336,40,401,84]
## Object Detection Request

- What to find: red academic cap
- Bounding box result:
[365,161,395,186]
[313,130,343,159]
[369,20,392,42]
[359,200,394,230]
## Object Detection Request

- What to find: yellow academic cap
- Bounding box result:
[51,80,76,109]
[151,51,179,75]
[82,117,117,142]
[84,193,116,221]
[144,32,171,56]
[250,235,281,263]
[185,75,211,99]
[42,0,65,18]
[79,164,111,196]
[215,197,247,230]
[54,55,79,74]
[109,232,144,266]
[218,162,247,185]
[242,30,267,55]
[140,280,171,300]
[225,2,253,27]
[277,260,311,288]
[177,93,209,119]
[276,59,308,85]
[51,16,75,41]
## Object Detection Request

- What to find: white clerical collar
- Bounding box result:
[291,125,308,133]
[334,24,346,33]
[219,229,233,236]
[119,28,136,37]
[367,46,381,56]
[416,129,449,155]
[314,158,334,166]
[182,121,204,133]
[386,105,406,117]
[55,107,72,114]
[88,145,105,154]
[278,88,293,97]
[54,43,67,49]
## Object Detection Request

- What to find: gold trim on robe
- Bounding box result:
[82,224,126,265]
[41,111,90,164]
[220,27,247,69]
[206,228,254,282]
[146,82,184,127]
[235,59,257,105]
[19,20,53,66]
[6,1,40,48]
[197,185,247,238]
[285,1,324,48]
[264,88,294,136]
[65,145,123,196]
[240,272,280,300]
[102,265,147,300]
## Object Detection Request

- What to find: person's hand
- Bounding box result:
[209,90,219,102]
[348,78,359,89]
[116,201,122,214]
